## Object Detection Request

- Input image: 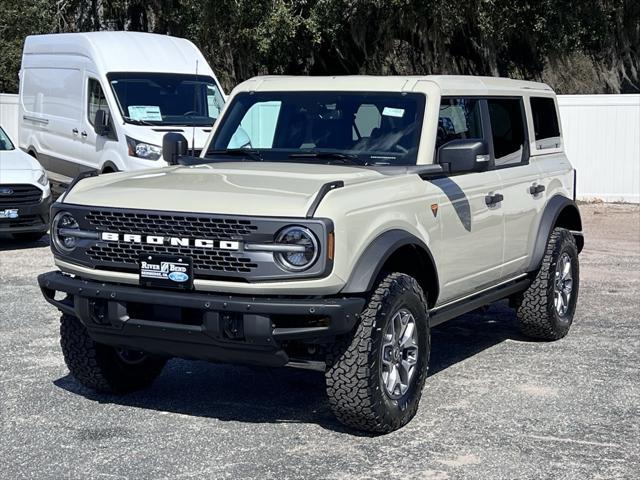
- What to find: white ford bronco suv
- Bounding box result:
[38,75,583,433]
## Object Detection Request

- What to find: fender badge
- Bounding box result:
[430,204,438,217]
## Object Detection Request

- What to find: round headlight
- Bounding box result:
[274,226,319,272]
[52,211,80,252]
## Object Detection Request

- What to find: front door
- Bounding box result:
[430,97,505,304]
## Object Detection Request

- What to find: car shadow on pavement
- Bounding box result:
[53,300,533,434]
[0,233,50,251]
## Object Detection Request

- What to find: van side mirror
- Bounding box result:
[94,110,109,136]
[162,133,188,165]
[438,139,489,174]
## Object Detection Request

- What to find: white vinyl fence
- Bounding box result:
[1,91,638,202]
[0,93,20,142]
[558,94,640,203]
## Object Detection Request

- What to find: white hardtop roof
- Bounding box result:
[23,32,215,77]
[233,75,554,96]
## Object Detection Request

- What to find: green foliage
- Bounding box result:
[0,0,637,94]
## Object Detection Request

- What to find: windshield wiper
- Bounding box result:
[206,148,264,162]
[288,151,362,165]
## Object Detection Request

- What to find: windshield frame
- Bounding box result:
[0,127,15,151]
[107,71,225,127]
[205,90,427,167]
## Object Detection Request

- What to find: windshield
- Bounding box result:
[0,127,15,151]
[208,91,426,165]
[108,72,224,126]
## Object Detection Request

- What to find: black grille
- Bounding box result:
[83,210,260,276]
[88,243,258,274]
[0,185,42,206]
[85,210,258,238]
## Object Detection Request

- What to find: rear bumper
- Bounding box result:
[38,271,365,367]
[0,195,51,233]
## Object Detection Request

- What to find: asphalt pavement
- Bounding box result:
[1,203,638,479]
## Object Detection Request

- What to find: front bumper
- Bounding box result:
[38,271,365,367]
[0,195,51,233]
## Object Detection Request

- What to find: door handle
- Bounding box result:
[485,193,504,206]
[80,131,88,138]
[72,128,79,135]
[529,184,545,195]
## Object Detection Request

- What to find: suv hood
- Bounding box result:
[63,162,385,217]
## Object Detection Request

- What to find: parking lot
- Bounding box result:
[1,202,638,479]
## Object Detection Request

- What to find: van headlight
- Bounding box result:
[126,136,162,160]
[274,226,319,271]
[52,211,80,252]
[36,170,49,187]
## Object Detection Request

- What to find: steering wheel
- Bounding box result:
[182,110,199,116]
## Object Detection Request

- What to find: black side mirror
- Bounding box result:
[162,133,188,165]
[438,139,489,173]
[94,109,109,136]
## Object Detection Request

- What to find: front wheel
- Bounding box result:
[60,314,167,393]
[325,272,430,433]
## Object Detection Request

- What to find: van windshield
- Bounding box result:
[207,91,426,166]
[0,127,15,151]
[108,72,224,126]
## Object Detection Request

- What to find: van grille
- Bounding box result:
[0,185,42,206]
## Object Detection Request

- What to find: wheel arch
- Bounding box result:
[341,229,440,308]
[528,195,583,272]
[101,161,119,173]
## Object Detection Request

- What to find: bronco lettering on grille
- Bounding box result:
[100,232,240,250]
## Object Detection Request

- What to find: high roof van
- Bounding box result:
[19,32,225,193]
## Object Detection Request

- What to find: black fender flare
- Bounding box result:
[101,161,119,173]
[527,195,583,272]
[341,229,439,299]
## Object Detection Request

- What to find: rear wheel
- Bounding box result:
[325,272,430,433]
[516,227,579,340]
[60,314,166,393]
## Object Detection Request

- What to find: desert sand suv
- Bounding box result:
[38,76,583,432]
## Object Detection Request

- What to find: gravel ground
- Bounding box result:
[1,203,638,479]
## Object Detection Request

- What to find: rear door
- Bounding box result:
[430,97,504,303]
[487,97,540,279]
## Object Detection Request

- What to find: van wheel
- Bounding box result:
[60,314,166,393]
[325,272,430,433]
[516,227,579,340]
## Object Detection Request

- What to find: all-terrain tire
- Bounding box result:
[60,314,167,393]
[516,227,579,340]
[325,272,430,433]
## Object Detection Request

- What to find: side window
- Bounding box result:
[530,96,561,149]
[206,85,224,120]
[487,98,526,166]
[88,78,110,126]
[437,98,483,149]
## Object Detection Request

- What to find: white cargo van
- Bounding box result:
[19,32,225,193]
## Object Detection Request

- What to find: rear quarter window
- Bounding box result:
[530,96,561,149]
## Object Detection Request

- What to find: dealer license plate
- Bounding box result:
[139,254,194,290]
